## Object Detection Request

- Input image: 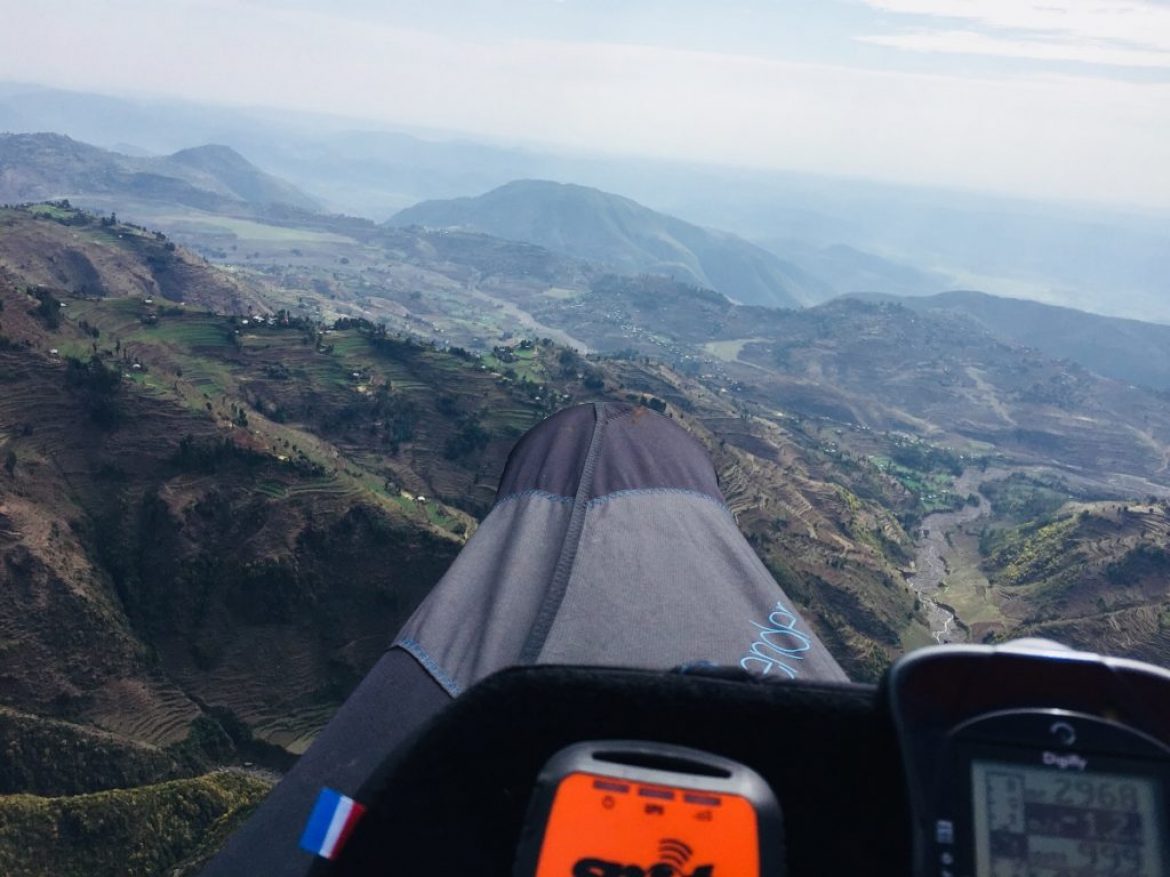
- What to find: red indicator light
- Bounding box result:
[592,779,630,794]
[638,787,676,800]
[684,793,722,807]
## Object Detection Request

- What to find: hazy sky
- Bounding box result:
[3,0,1169,209]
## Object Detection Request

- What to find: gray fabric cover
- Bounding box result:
[201,648,449,877]
[395,401,847,691]
[203,401,846,875]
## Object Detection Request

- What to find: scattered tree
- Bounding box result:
[28,287,62,329]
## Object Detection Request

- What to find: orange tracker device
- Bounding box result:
[513,740,784,877]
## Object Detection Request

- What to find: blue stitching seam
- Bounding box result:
[493,488,575,508]
[518,401,607,663]
[493,487,731,516]
[587,487,732,518]
[394,637,463,696]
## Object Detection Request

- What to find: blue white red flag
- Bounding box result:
[299,787,367,860]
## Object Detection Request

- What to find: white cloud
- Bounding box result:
[861,0,1170,47]
[859,0,1170,68]
[859,28,1170,68]
[1,0,1168,208]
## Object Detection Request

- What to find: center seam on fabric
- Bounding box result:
[517,401,606,663]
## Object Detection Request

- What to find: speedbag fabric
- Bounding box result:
[396,400,846,689]
[203,401,845,876]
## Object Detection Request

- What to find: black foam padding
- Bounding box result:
[329,665,910,876]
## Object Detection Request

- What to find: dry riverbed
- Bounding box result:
[906,468,1005,643]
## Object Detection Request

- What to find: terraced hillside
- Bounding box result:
[5,200,1169,870]
[0,201,270,312]
[980,502,1170,667]
[0,208,542,868]
[877,290,1170,392]
[527,280,1170,485]
[0,205,939,868]
[0,770,270,877]
[0,213,536,744]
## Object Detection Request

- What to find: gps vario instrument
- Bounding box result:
[513,740,783,877]
[888,641,1170,877]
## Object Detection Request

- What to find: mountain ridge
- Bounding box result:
[389,179,832,309]
[5,83,1169,322]
[850,289,1170,391]
[0,133,320,213]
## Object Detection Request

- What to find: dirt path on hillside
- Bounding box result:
[464,285,592,353]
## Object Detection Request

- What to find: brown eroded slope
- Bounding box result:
[980,501,1170,667]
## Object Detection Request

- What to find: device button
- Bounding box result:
[1049,721,1077,745]
[935,820,954,844]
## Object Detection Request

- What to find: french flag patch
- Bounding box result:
[299,788,367,860]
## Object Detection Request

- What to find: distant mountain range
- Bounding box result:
[7,127,1167,399]
[855,290,1170,391]
[3,83,1168,322]
[389,180,832,309]
[0,134,832,309]
[0,133,319,213]
[764,240,951,299]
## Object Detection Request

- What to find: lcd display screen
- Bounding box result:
[533,771,760,877]
[972,759,1165,877]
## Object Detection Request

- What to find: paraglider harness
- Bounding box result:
[306,641,1170,876]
